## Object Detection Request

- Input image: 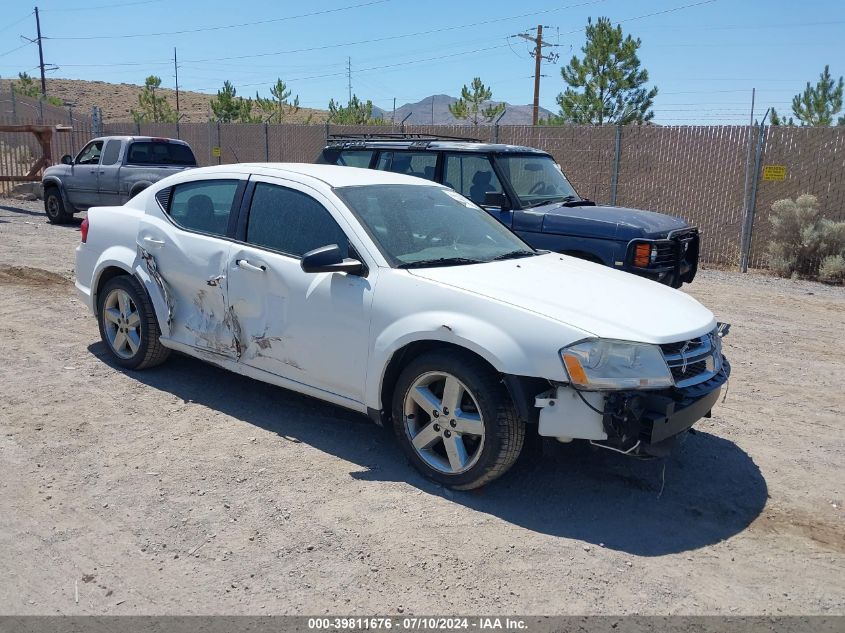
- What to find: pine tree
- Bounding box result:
[11,71,63,107]
[256,78,300,123]
[554,17,657,125]
[327,95,384,124]
[211,80,257,123]
[448,78,505,125]
[130,75,177,124]
[790,65,843,126]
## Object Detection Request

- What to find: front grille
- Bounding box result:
[660,328,722,388]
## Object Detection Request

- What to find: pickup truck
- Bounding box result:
[75,163,730,489]
[317,135,699,287]
[42,136,197,224]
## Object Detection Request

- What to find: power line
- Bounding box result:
[0,11,33,36]
[45,0,391,40]
[0,41,34,59]
[176,0,607,65]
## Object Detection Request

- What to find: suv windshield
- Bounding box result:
[335,184,534,268]
[496,154,579,207]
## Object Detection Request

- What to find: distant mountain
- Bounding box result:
[372,94,554,125]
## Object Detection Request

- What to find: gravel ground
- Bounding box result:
[1,198,843,615]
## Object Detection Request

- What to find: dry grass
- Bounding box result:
[0,77,328,124]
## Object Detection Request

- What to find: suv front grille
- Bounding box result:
[660,328,723,388]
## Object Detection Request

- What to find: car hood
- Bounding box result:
[538,203,690,240]
[407,253,715,344]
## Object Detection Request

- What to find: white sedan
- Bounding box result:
[75,163,730,489]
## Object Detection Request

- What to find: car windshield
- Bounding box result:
[335,184,535,268]
[496,154,579,207]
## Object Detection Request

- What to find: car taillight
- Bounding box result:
[633,242,656,268]
[80,217,89,243]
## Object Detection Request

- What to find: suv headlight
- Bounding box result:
[560,339,673,391]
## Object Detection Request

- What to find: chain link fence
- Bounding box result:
[2,93,844,271]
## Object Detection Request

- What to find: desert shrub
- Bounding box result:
[819,254,845,284]
[766,194,845,282]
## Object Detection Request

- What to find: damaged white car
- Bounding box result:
[75,164,730,489]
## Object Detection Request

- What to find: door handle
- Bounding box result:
[142,236,165,248]
[236,259,266,273]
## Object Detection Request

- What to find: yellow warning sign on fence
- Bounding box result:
[762,165,787,181]
[212,146,222,157]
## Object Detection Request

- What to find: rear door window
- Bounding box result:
[127,141,197,166]
[100,139,122,166]
[168,179,239,237]
[375,151,437,182]
[335,150,374,168]
[443,153,503,206]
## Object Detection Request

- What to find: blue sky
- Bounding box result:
[1,0,843,123]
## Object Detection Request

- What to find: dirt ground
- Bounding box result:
[0,198,843,616]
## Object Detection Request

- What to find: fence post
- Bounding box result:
[264,122,269,162]
[739,121,768,272]
[217,121,222,165]
[610,124,623,206]
[91,106,102,136]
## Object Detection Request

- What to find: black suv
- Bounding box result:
[317,134,699,287]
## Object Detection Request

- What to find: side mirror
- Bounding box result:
[301,244,364,275]
[61,154,73,165]
[482,191,510,209]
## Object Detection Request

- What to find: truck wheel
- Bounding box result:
[97,275,170,370]
[392,350,525,490]
[128,184,148,199]
[44,188,73,224]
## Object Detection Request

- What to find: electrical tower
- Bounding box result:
[347,57,352,103]
[515,25,559,125]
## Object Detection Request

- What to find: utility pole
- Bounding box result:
[174,47,180,119]
[347,57,352,103]
[34,6,47,98]
[516,25,559,125]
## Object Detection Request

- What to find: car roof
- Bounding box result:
[176,163,444,188]
[90,136,191,145]
[325,139,550,155]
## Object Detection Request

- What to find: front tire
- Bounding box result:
[97,276,170,370]
[44,188,73,224]
[392,351,525,490]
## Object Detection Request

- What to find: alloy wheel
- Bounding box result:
[403,371,485,475]
[102,288,142,359]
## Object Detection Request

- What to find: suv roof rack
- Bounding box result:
[327,133,482,143]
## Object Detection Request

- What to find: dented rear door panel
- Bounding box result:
[137,215,236,357]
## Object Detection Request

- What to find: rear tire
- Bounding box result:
[392,350,524,490]
[97,275,170,370]
[44,188,73,224]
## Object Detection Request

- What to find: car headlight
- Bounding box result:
[560,339,673,391]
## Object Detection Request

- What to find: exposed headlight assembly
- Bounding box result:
[560,339,673,391]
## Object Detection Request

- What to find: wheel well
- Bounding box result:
[94,266,132,313]
[378,340,547,427]
[379,341,498,426]
[129,183,149,198]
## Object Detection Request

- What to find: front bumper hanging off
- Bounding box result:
[535,359,731,456]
